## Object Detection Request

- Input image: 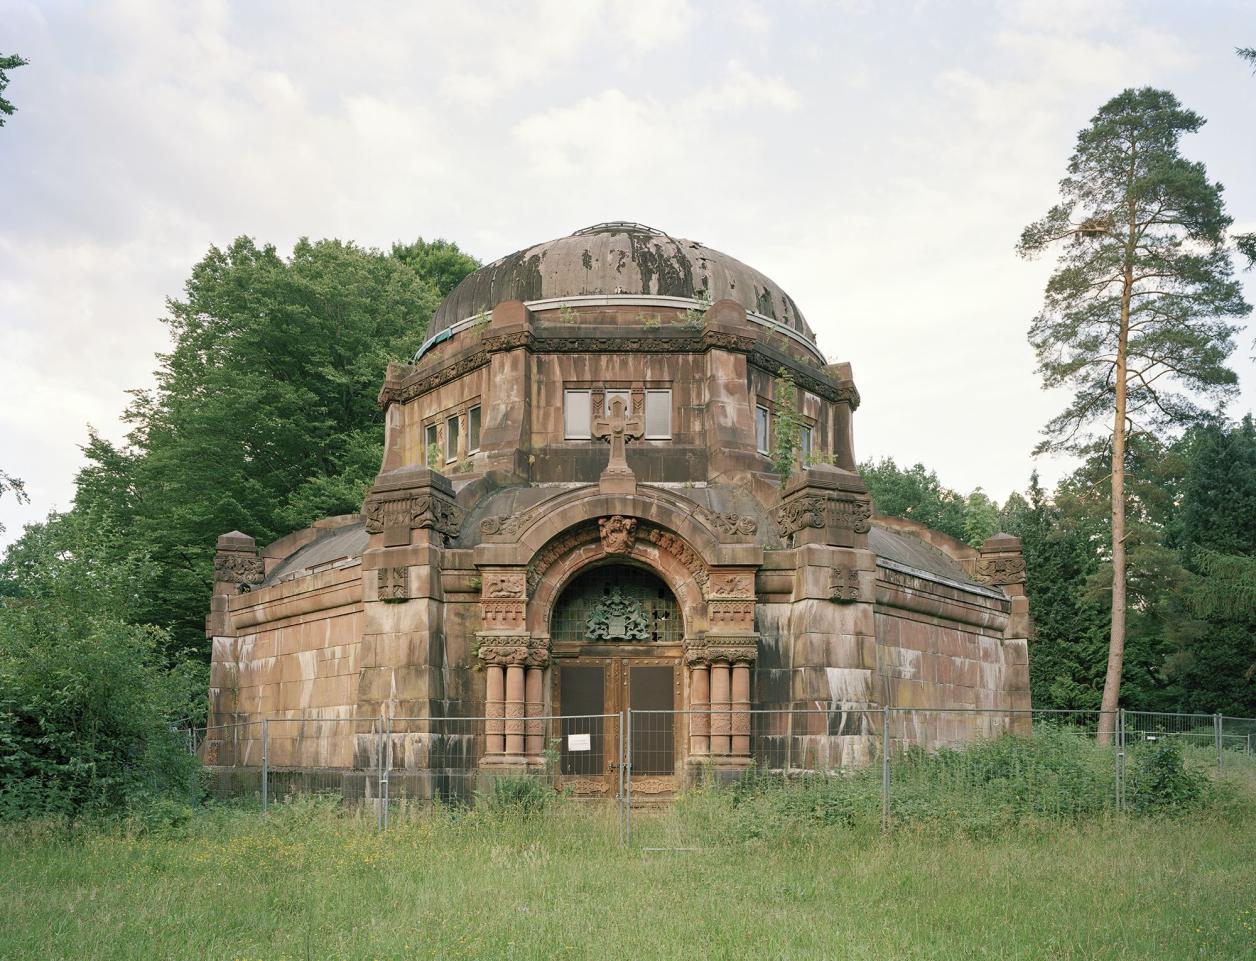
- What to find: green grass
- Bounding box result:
[2,786,1255,961]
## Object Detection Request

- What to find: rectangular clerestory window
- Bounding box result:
[564,389,592,439]
[468,405,481,453]
[800,425,813,464]
[644,389,671,439]
[425,423,439,465]
[446,414,460,463]
[755,405,770,454]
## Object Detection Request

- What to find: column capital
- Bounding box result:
[476,633,549,667]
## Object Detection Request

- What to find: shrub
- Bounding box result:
[475,775,551,817]
[0,513,204,820]
[1125,740,1210,813]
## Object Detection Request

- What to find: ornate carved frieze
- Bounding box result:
[685,635,758,666]
[586,588,650,641]
[213,553,264,587]
[708,599,755,631]
[476,634,549,667]
[974,556,1026,586]
[480,330,533,353]
[831,494,873,534]
[829,566,861,603]
[364,492,465,542]
[772,496,828,537]
[598,515,637,554]
[527,524,601,592]
[479,502,547,539]
[772,493,871,538]
[481,599,526,630]
[377,566,410,602]
[382,350,490,406]
[644,527,710,589]
[694,507,758,537]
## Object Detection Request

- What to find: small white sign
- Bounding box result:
[567,733,592,752]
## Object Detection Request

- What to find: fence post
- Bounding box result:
[1214,713,1222,772]
[261,718,269,813]
[1115,709,1124,814]
[382,714,391,831]
[376,715,384,833]
[881,706,891,832]
[625,710,633,846]
[617,711,626,846]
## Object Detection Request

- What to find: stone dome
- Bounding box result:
[429,222,813,342]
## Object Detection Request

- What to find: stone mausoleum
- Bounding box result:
[206,222,1031,797]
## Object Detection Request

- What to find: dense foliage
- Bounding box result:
[43,235,477,658]
[863,419,1256,715]
[0,235,476,816]
[0,513,203,818]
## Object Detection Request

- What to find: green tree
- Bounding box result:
[858,457,970,543]
[0,512,203,817]
[1162,417,1256,714]
[1017,88,1251,739]
[0,470,27,534]
[1237,48,1256,267]
[0,54,26,126]
[391,238,481,298]
[70,236,476,655]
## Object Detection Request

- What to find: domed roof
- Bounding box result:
[429,222,813,342]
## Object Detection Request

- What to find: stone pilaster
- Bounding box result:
[477,300,534,483]
[206,531,263,727]
[356,467,461,725]
[974,532,1033,722]
[702,300,764,484]
[778,467,881,767]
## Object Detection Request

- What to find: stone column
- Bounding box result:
[689,662,710,756]
[485,665,505,755]
[524,665,545,757]
[710,660,731,756]
[504,663,526,756]
[731,661,751,757]
[478,635,547,770]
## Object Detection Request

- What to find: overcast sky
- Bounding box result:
[2,0,1254,547]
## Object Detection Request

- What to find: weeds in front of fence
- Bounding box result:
[655,729,1227,847]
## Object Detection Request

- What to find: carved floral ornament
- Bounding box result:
[213,553,264,586]
[772,493,872,538]
[974,555,1027,586]
[684,636,758,666]
[829,566,861,603]
[378,566,410,602]
[693,507,758,537]
[364,492,465,540]
[523,519,712,595]
[476,634,550,667]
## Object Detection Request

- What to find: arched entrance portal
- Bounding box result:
[550,564,683,796]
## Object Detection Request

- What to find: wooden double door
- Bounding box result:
[552,654,681,797]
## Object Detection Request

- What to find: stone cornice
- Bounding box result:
[379,328,858,409]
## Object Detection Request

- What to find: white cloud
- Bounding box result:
[1,0,1252,546]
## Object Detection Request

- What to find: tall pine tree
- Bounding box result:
[1017,88,1250,740]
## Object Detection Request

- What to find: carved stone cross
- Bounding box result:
[592,396,644,486]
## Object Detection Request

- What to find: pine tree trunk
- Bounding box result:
[1097,190,1137,746]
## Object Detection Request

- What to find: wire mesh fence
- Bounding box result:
[187,707,1253,842]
